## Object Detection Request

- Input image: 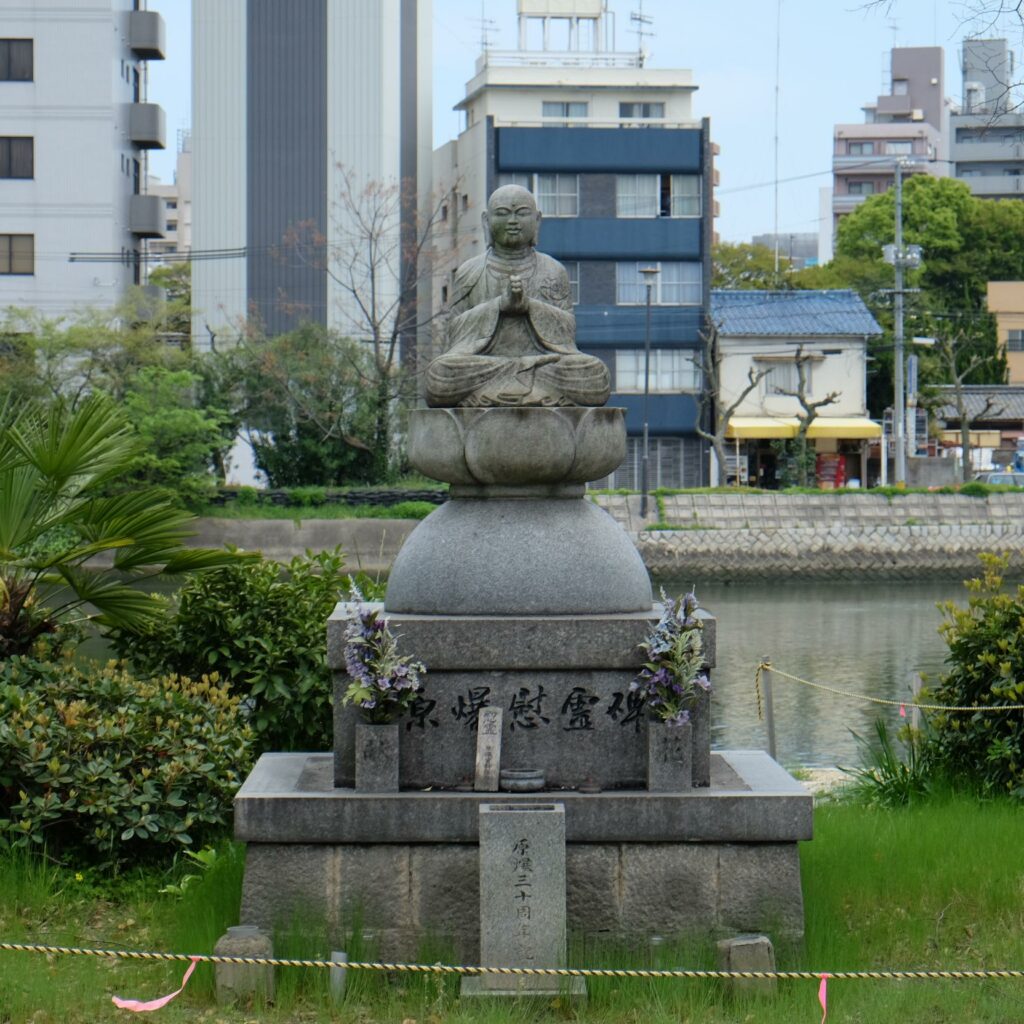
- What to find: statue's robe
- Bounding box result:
[426,250,611,408]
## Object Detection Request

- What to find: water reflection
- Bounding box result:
[660,578,965,769]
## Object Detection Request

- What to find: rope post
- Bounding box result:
[910,672,922,733]
[761,659,777,761]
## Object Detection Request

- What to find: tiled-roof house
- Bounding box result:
[709,290,883,487]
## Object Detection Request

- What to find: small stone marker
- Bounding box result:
[716,933,777,997]
[463,802,584,999]
[213,925,275,1005]
[354,722,399,791]
[647,720,693,792]
[474,707,503,792]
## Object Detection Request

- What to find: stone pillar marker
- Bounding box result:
[474,707,503,792]
[463,802,583,998]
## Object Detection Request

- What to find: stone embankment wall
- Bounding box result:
[591,493,1024,581]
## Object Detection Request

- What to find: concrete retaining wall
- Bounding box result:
[592,493,1024,581]
[188,518,417,575]
[189,491,1024,581]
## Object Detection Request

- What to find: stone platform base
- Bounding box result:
[235,750,811,960]
[461,976,588,1001]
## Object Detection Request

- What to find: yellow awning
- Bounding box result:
[726,417,799,439]
[806,417,882,440]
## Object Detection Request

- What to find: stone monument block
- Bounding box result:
[463,802,572,997]
[474,707,503,792]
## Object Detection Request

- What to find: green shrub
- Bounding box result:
[921,554,1024,797]
[958,480,990,498]
[845,718,934,807]
[286,485,327,507]
[110,549,347,752]
[385,500,436,519]
[0,657,252,868]
[233,485,260,506]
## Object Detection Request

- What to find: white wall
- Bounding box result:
[718,336,869,417]
[190,0,246,350]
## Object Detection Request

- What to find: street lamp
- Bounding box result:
[639,265,659,518]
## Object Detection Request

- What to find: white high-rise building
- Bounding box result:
[191,0,432,351]
[0,0,167,317]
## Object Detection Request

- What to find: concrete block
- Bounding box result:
[213,925,274,1005]
[717,844,805,938]
[617,844,719,935]
[717,934,777,996]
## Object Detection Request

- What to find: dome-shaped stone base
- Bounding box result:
[384,495,652,616]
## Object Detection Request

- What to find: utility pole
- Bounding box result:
[882,159,922,486]
[893,160,906,485]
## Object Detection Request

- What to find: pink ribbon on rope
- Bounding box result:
[112,957,200,1012]
[818,973,830,1024]
[899,703,907,718]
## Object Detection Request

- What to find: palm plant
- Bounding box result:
[0,395,247,658]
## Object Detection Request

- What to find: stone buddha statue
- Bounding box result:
[425,185,611,409]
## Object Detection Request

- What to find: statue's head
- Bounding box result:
[483,185,540,251]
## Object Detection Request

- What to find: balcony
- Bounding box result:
[128,10,166,59]
[129,194,165,237]
[129,102,165,149]
[951,140,1024,163]
[960,174,1024,197]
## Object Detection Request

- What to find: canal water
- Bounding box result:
[661,577,964,769]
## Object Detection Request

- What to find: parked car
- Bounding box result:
[972,471,1024,486]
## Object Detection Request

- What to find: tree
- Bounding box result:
[693,322,769,483]
[924,332,1003,482]
[774,347,841,487]
[282,169,457,479]
[0,296,191,409]
[712,242,792,290]
[207,322,379,487]
[119,366,232,504]
[0,395,246,659]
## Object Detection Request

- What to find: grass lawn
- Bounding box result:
[1,794,1023,1022]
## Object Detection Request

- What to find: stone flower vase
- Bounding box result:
[646,719,693,792]
[354,721,400,792]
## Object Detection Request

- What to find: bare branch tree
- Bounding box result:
[933,332,1003,481]
[276,168,463,476]
[693,320,768,484]
[775,346,841,487]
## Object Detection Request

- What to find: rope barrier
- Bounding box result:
[3,941,1024,982]
[754,662,1024,715]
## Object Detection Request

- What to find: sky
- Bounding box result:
[148,1,1023,245]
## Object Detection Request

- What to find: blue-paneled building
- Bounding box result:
[432,1,714,487]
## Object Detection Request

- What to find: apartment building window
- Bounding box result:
[847,141,874,155]
[1008,329,1024,352]
[0,234,33,274]
[619,101,665,119]
[0,137,32,178]
[617,174,659,216]
[616,174,700,217]
[535,173,578,216]
[760,360,810,396]
[885,141,913,155]
[892,79,909,95]
[0,40,32,81]
[614,348,700,392]
[496,172,579,216]
[616,261,701,305]
[670,175,701,216]
[564,260,580,304]
[542,100,588,123]
[847,181,875,195]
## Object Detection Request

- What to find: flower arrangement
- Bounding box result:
[341,595,426,724]
[631,590,711,727]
